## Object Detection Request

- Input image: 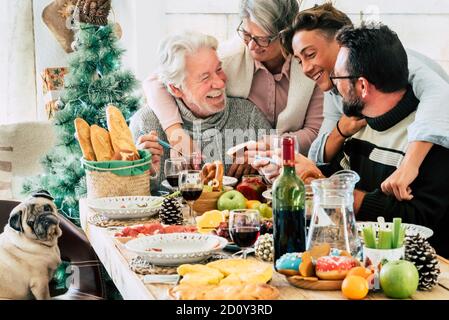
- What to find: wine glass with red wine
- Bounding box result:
[164,157,187,191]
[178,170,203,224]
[229,209,261,258]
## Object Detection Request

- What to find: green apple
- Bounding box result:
[380,260,419,299]
[217,190,247,211]
[258,203,273,219]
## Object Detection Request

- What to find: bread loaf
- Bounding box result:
[90,125,114,161]
[106,105,139,159]
[169,283,279,300]
[201,161,224,191]
[74,118,96,161]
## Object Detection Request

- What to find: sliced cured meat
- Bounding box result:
[143,223,164,235]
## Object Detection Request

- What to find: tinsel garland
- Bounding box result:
[50,261,72,296]
[22,23,141,223]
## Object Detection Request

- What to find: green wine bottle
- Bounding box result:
[272,136,306,267]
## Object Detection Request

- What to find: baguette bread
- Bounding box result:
[106,105,139,159]
[90,125,114,161]
[74,118,96,161]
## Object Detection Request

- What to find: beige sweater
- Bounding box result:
[219,37,316,133]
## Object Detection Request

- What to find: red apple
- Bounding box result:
[236,176,267,201]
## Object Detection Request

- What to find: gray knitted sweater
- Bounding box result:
[130,97,273,190]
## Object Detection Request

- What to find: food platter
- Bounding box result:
[286,276,343,291]
[125,233,228,266]
[110,223,198,244]
[356,221,433,239]
[87,196,164,220]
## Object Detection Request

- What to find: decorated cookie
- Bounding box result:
[275,252,302,276]
[299,251,315,277]
[309,243,331,259]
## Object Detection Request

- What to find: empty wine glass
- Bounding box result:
[178,170,203,224]
[164,157,187,191]
[229,209,261,258]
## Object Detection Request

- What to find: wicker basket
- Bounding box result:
[193,186,233,215]
[81,150,152,199]
[192,191,222,215]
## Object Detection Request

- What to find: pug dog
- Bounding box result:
[0,190,62,300]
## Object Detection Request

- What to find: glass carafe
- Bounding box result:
[306,170,362,259]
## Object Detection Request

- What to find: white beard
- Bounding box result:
[183,89,226,118]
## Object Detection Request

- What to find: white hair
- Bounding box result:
[239,0,299,35]
[157,31,219,95]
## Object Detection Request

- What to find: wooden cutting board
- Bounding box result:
[287,275,343,291]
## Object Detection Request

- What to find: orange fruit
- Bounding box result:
[341,275,369,300]
[346,266,372,279]
[246,200,261,209]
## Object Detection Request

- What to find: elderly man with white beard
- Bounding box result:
[130,31,272,190]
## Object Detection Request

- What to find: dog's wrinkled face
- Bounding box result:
[8,193,62,243]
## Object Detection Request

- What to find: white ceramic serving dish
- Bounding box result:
[357,221,433,239]
[125,233,228,266]
[87,196,164,220]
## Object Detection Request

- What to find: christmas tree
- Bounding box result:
[24,23,141,222]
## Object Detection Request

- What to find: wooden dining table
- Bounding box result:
[79,198,449,300]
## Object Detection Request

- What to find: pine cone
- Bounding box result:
[255,233,274,262]
[159,197,183,225]
[405,234,441,290]
[76,0,111,26]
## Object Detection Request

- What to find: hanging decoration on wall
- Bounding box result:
[42,0,77,53]
[43,0,121,54]
[75,0,111,26]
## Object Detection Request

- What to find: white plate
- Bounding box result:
[87,196,164,220]
[262,189,272,201]
[356,221,433,239]
[125,233,228,266]
[162,176,238,190]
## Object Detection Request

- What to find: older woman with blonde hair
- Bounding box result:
[141,0,323,178]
